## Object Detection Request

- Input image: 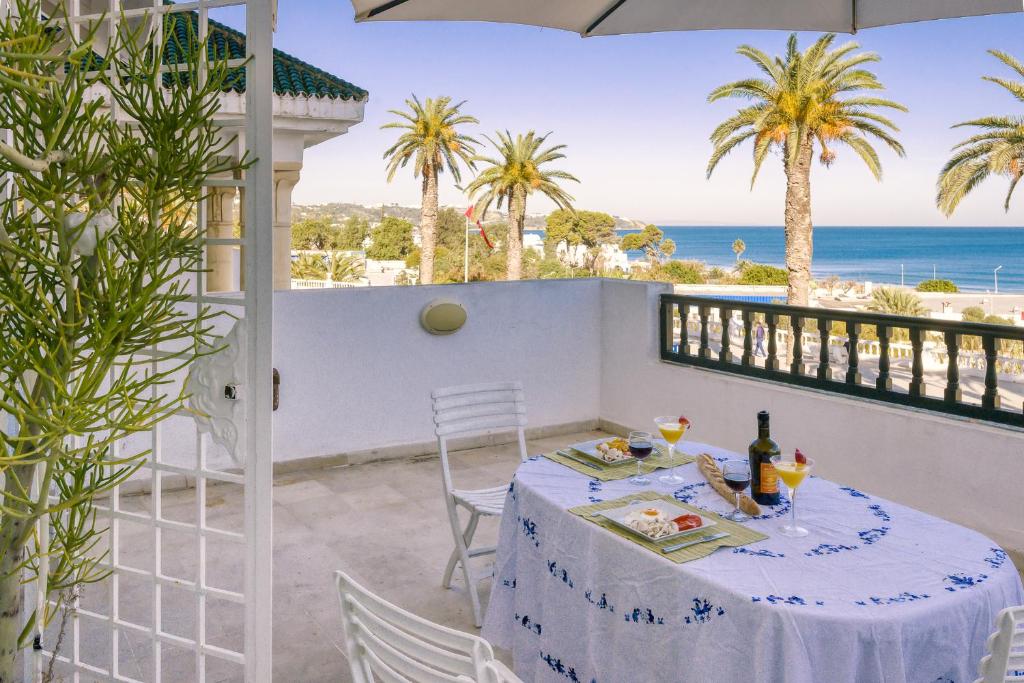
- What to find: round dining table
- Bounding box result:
[481,441,1024,683]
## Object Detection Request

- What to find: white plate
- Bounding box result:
[569,437,667,467]
[598,500,717,543]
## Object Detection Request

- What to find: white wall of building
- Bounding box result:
[597,279,1024,554]
[272,280,603,462]
[139,277,1022,555]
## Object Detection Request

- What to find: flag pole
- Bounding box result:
[464,212,470,283]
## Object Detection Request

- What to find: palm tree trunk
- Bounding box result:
[784,140,814,306]
[506,188,526,281]
[419,168,439,285]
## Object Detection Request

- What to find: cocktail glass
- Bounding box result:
[654,416,689,485]
[770,454,815,537]
[627,431,655,486]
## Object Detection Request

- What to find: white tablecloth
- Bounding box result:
[482,442,1024,683]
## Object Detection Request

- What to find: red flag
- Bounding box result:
[478,221,494,249]
[465,206,494,249]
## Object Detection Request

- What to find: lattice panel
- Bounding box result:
[20,0,275,680]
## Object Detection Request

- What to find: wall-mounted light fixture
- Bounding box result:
[420,299,467,335]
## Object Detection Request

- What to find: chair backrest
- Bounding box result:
[431,381,528,464]
[336,571,520,683]
[977,605,1024,683]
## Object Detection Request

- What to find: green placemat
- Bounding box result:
[569,491,768,564]
[543,447,695,482]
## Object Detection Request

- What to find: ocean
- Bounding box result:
[529,226,1024,293]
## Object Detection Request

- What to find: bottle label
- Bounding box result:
[759,463,779,494]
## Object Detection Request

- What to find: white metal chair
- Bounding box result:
[431,381,528,627]
[975,605,1024,683]
[335,570,522,683]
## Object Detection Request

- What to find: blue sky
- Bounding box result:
[264,3,1024,226]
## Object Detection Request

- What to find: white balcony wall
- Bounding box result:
[132,278,1022,559]
[272,280,604,464]
[598,279,1024,556]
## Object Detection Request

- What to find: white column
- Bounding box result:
[272,162,301,290]
[206,185,236,292]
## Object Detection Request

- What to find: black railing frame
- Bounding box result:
[659,294,1024,428]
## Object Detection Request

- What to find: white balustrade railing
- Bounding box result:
[290,278,365,289]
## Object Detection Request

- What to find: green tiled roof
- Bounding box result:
[163,11,368,101]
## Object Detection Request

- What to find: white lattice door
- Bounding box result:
[25,0,276,680]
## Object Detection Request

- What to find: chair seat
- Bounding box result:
[452,486,508,516]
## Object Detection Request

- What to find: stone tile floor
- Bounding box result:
[51,429,605,682]
[44,426,1024,682]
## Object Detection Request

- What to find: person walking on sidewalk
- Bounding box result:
[754,321,767,357]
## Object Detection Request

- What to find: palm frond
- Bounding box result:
[707,31,904,189]
[938,49,1024,214]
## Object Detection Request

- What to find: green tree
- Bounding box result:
[544,209,617,271]
[916,279,958,293]
[291,216,339,251]
[661,238,676,259]
[621,224,674,264]
[707,33,906,305]
[436,206,468,251]
[0,6,244,676]
[732,238,746,262]
[738,263,789,285]
[382,96,478,284]
[466,131,578,280]
[962,306,987,322]
[336,215,370,250]
[653,260,706,284]
[367,217,415,260]
[938,50,1024,215]
[291,253,327,280]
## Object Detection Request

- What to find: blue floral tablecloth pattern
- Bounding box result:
[482,441,1024,683]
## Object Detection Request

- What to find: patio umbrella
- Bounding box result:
[351,0,1022,35]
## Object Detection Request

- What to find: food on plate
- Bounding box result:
[672,514,703,531]
[624,507,677,539]
[595,438,632,462]
[697,453,761,517]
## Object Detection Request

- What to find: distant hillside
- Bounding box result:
[292,202,649,231]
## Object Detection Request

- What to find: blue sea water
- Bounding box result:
[529,226,1024,293]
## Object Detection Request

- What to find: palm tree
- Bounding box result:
[732,238,746,262]
[707,34,906,305]
[937,51,1024,215]
[291,253,326,280]
[382,95,478,284]
[868,287,927,317]
[466,131,578,280]
[328,251,364,283]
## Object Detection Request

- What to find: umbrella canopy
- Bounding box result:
[351,0,1022,35]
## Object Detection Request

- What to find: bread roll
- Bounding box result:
[697,453,761,517]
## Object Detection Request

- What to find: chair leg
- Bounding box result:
[443,506,477,588]
[446,507,484,627]
[442,545,459,589]
[461,513,485,627]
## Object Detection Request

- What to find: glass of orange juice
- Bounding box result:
[653,416,690,485]
[770,452,814,537]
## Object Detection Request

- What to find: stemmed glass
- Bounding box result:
[654,416,689,485]
[627,431,654,486]
[771,454,815,537]
[721,460,751,521]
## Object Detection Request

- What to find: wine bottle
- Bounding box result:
[748,411,780,505]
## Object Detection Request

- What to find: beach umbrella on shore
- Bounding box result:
[350,0,1021,35]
